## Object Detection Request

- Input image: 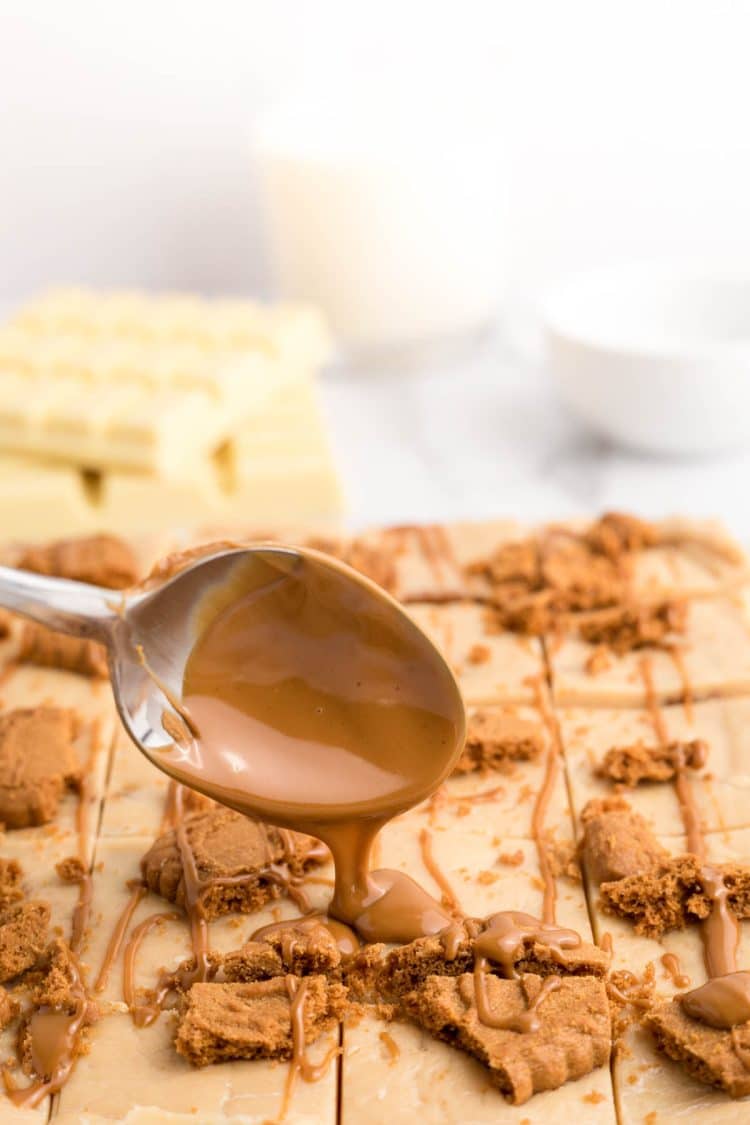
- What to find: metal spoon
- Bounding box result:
[0,546,466,792]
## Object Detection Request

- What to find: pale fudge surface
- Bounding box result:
[0,515,745,1122]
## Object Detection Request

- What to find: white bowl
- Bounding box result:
[543,265,750,454]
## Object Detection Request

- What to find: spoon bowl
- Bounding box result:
[0,545,467,813]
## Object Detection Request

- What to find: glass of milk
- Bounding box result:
[253,87,508,364]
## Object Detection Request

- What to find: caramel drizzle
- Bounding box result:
[160,778,181,832]
[378,1029,400,1064]
[123,911,182,1026]
[69,872,93,955]
[7,954,89,1108]
[606,969,654,1012]
[598,932,613,956]
[113,782,315,1028]
[136,643,199,737]
[70,719,103,953]
[94,880,147,993]
[418,829,461,915]
[731,1026,750,1068]
[250,914,360,957]
[171,786,214,988]
[661,952,690,990]
[528,676,562,924]
[668,646,694,722]
[425,785,506,824]
[473,957,561,1032]
[13,723,104,1103]
[640,656,750,1064]
[415,525,457,588]
[278,975,340,1122]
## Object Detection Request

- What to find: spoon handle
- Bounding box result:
[0,567,117,644]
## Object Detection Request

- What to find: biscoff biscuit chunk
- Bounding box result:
[596,739,706,786]
[17,534,139,590]
[0,859,24,909]
[402,973,611,1105]
[17,626,108,679]
[645,1000,750,1099]
[583,513,658,559]
[0,900,50,981]
[0,707,81,828]
[0,986,19,1030]
[453,708,545,775]
[577,600,687,654]
[13,533,138,678]
[580,797,670,884]
[175,975,347,1066]
[600,855,750,937]
[550,595,750,707]
[221,920,343,982]
[379,925,609,998]
[141,807,324,919]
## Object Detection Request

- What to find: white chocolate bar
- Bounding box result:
[0,289,331,474]
[0,381,341,541]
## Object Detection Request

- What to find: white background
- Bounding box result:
[2,2,750,534]
[3,1,750,303]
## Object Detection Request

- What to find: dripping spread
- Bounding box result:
[7,952,90,1109]
[660,953,690,990]
[279,975,340,1120]
[641,657,750,1059]
[154,547,465,947]
[528,677,562,924]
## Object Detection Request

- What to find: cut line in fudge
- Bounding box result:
[591,658,750,1095]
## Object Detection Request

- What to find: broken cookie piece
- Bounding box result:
[0,985,19,1029]
[17,534,139,590]
[645,999,750,1098]
[18,939,91,1083]
[466,539,541,590]
[541,539,624,612]
[14,533,138,678]
[0,859,24,909]
[596,739,707,787]
[17,625,109,679]
[577,600,687,654]
[175,975,347,1066]
[584,512,657,559]
[600,856,750,937]
[0,900,50,981]
[580,797,669,884]
[141,807,324,919]
[487,588,557,636]
[453,709,544,775]
[307,535,398,594]
[379,918,608,999]
[221,918,344,982]
[0,708,81,828]
[402,972,611,1105]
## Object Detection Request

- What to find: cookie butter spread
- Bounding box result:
[162,548,466,945]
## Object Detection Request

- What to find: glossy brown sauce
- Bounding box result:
[280,974,340,1120]
[8,955,89,1109]
[159,549,464,945]
[641,656,750,1048]
[660,952,690,990]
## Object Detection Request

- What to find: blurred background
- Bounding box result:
[2,1,750,536]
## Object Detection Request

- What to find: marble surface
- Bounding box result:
[321,328,750,538]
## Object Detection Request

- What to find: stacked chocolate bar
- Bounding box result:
[0,290,341,539]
